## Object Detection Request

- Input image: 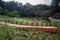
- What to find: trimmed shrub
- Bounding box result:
[31,22,34,26]
[36,22,39,26]
[16,21,18,24]
[41,23,43,26]
[26,22,29,25]
[39,22,41,26]
[19,22,23,25]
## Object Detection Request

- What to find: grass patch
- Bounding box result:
[51,20,60,28]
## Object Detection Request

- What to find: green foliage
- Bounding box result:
[51,20,60,40]
[51,20,60,27]
[0,0,60,19]
[0,24,57,40]
[0,6,21,18]
[0,0,51,18]
[0,15,51,26]
[9,11,20,17]
[50,0,60,17]
[0,7,3,15]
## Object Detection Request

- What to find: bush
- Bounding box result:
[36,22,39,26]
[51,20,60,27]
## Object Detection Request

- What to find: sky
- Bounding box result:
[3,0,52,5]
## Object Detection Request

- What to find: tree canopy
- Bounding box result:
[0,0,60,19]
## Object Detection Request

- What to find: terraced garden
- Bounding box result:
[0,15,60,40]
[0,15,51,26]
[0,24,58,40]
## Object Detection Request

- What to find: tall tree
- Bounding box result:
[51,0,60,16]
[0,0,4,7]
[0,0,2,6]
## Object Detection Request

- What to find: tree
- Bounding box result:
[0,7,3,15]
[0,1,50,18]
[0,0,4,7]
[3,1,18,11]
[51,0,60,16]
[0,0,2,6]
[2,9,10,15]
[9,11,20,17]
